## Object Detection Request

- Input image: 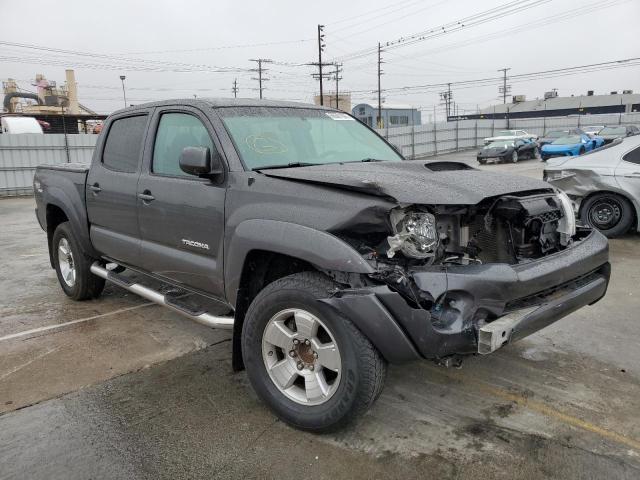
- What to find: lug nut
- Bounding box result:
[297,362,304,370]
[293,338,300,345]
[313,352,318,359]
[309,365,314,371]
[267,351,273,357]
[289,350,296,358]
[304,339,311,346]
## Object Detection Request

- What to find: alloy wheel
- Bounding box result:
[57,237,76,287]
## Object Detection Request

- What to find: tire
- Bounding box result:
[241,271,387,432]
[52,222,105,300]
[533,147,541,160]
[580,193,634,238]
[511,150,519,163]
[477,158,486,165]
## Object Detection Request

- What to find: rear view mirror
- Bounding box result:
[179,146,223,177]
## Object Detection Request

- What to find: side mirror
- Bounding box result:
[179,146,223,177]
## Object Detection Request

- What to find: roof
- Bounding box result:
[112,98,332,116]
[480,93,640,114]
[353,102,417,111]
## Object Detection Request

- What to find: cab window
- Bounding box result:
[152,113,215,177]
[102,115,147,173]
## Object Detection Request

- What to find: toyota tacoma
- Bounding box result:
[34,99,610,432]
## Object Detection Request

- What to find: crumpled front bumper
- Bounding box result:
[320,228,610,363]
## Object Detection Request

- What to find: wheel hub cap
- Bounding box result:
[262,308,342,406]
[57,237,76,287]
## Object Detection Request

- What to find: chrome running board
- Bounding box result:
[90,262,234,330]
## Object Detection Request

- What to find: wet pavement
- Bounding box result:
[1,164,639,479]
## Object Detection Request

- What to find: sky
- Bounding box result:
[1,0,639,121]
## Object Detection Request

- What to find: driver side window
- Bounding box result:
[152,113,215,177]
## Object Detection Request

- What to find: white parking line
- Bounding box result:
[0,302,155,343]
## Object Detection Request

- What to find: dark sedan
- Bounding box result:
[598,125,640,144]
[477,138,540,164]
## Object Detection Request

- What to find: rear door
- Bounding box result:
[136,106,227,297]
[86,112,150,265]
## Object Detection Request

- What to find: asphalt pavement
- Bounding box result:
[1,153,639,479]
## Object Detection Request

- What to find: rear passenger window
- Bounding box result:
[102,115,147,172]
[622,146,640,165]
[152,113,214,177]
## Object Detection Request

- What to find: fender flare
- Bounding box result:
[42,186,97,264]
[224,219,375,307]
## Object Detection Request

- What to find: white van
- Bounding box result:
[0,116,44,134]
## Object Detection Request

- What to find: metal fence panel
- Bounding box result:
[0,134,97,196]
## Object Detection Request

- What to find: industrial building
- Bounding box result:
[2,70,106,133]
[313,92,351,113]
[452,90,640,121]
[352,103,421,127]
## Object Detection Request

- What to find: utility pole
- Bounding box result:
[249,59,272,99]
[498,67,511,104]
[232,78,239,98]
[317,25,325,105]
[333,63,342,109]
[377,42,383,128]
[439,83,452,120]
[119,75,127,108]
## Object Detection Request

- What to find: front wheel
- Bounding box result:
[241,272,387,432]
[52,222,105,300]
[533,147,541,160]
[511,150,519,163]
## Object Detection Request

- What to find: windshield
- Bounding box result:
[600,126,626,135]
[484,140,513,149]
[218,107,403,170]
[546,130,568,138]
[552,136,581,145]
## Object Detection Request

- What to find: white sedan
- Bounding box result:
[483,129,538,145]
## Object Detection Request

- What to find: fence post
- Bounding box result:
[411,124,415,159]
[433,121,438,157]
[455,120,459,151]
[61,107,71,163]
[475,120,478,147]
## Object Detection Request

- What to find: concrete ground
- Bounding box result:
[1,156,639,479]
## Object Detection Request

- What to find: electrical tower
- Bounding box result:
[332,63,343,109]
[232,78,238,98]
[498,67,511,104]
[377,42,384,128]
[249,58,272,99]
[439,83,453,119]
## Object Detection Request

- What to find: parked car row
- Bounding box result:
[479,125,639,164]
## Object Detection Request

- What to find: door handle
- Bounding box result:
[138,190,155,202]
[89,183,101,193]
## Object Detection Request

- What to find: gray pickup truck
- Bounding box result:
[34,99,610,432]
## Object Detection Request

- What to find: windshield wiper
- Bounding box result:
[350,158,385,163]
[255,162,316,171]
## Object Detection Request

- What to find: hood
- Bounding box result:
[262,161,552,205]
[542,143,577,152]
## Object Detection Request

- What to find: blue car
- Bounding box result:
[541,133,604,160]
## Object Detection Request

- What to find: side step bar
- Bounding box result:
[90,263,234,330]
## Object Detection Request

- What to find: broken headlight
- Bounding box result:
[387,208,439,259]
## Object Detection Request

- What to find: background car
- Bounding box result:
[541,133,602,160]
[538,128,585,147]
[544,136,640,237]
[483,129,537,145]
[477,138,540,164]
[598,125,640,144]
[582,125,604,136]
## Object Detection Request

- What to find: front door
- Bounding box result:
[137,107,227,297]
[86,112,150,266]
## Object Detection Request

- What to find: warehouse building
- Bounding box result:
[352,103,421,127]
[452,90,640,121]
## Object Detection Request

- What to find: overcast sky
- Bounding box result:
[2,0,638,120]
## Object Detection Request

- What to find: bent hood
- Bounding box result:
[262,161,552,205]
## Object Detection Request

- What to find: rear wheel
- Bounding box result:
[52,222,105,300]
[511,150,519,163]
[579,146,586,155]
[242,271,387,432]
[581,193,634,238]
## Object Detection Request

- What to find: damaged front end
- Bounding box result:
[324,189,610,364]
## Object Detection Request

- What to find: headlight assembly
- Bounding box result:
[387,208,439,259]
[556,190,576,245]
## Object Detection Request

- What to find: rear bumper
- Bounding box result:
[321,228,610,363]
